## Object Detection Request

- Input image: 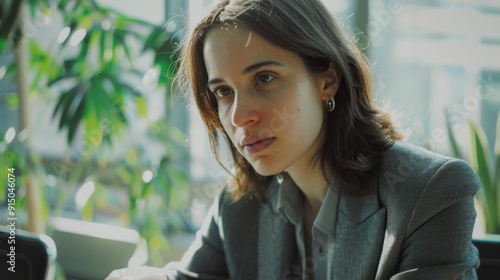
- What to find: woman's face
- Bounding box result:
[203,25,332,176]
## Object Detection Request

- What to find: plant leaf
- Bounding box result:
[468,119,496,232]
[82,195,94,221]
[445,110,462,158]
[68,91,87,143]
[0,38,6,53]
[99,29,106,62]
[57,0,71,10]
[136,96,147,118]
[27,0,37,18]
[59,21,77,48]
[48,73,77,87]
[53,84,78,120]
[78,29,91,60]
[0,1,21,42]
[494,110,500,228]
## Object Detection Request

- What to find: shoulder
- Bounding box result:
[215,184,264,225]
[215,177,283,232]
[378,141,480,211]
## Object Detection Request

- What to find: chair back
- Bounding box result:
[0,226,57,280]
[474,234,500,280]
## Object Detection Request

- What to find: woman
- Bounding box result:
[107,0,480,279]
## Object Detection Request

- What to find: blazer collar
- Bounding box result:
[261,172,387,279]
[332,172,387,279]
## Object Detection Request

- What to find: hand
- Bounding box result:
[105,266,168,280]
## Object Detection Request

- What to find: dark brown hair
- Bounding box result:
[175,0,402,201]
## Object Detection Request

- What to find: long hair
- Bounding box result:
[175,0,402,201]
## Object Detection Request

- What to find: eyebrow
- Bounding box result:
[207,60,284,87]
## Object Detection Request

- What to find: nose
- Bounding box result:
[230,90,261,128]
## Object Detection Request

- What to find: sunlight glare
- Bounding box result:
[142,170,153,183]
[75,181,95,210]
[70,28,87,46]
[5,127,16,144]
[57,26,71,43]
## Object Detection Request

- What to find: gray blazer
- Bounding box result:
[165,142,480,279]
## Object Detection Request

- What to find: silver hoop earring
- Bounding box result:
[326,96,335,112]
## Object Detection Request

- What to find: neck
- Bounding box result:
[287,160,328,216]
[286,127,329,216]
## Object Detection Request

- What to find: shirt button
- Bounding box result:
[319,246,327,255]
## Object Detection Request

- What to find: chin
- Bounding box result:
[250,161,286,177]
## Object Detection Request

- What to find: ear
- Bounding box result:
[317,63,341,101]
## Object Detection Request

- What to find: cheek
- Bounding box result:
[294,82,324,128]
[218,105,233,133]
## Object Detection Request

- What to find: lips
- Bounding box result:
[241,136,275,154]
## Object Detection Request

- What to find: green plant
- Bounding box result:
[0,130,49,224]
[1,0,188,265]
[446,111,500,234]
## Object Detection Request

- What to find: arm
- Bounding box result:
[392,159,480,279]
[164,189,229,280]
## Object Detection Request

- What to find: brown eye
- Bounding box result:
[214,87,233,98]
[256,74,275,85]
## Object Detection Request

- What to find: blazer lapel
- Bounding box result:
[257,177,296,280]
[257,203,296,279]
[332,190,387,279]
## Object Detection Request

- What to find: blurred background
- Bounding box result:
[0,0,499,279]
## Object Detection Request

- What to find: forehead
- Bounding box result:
[202,25,298,76]
[205,22,252,45]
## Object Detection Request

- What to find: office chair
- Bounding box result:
[0,226,57,280]
[474,234,500,280]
